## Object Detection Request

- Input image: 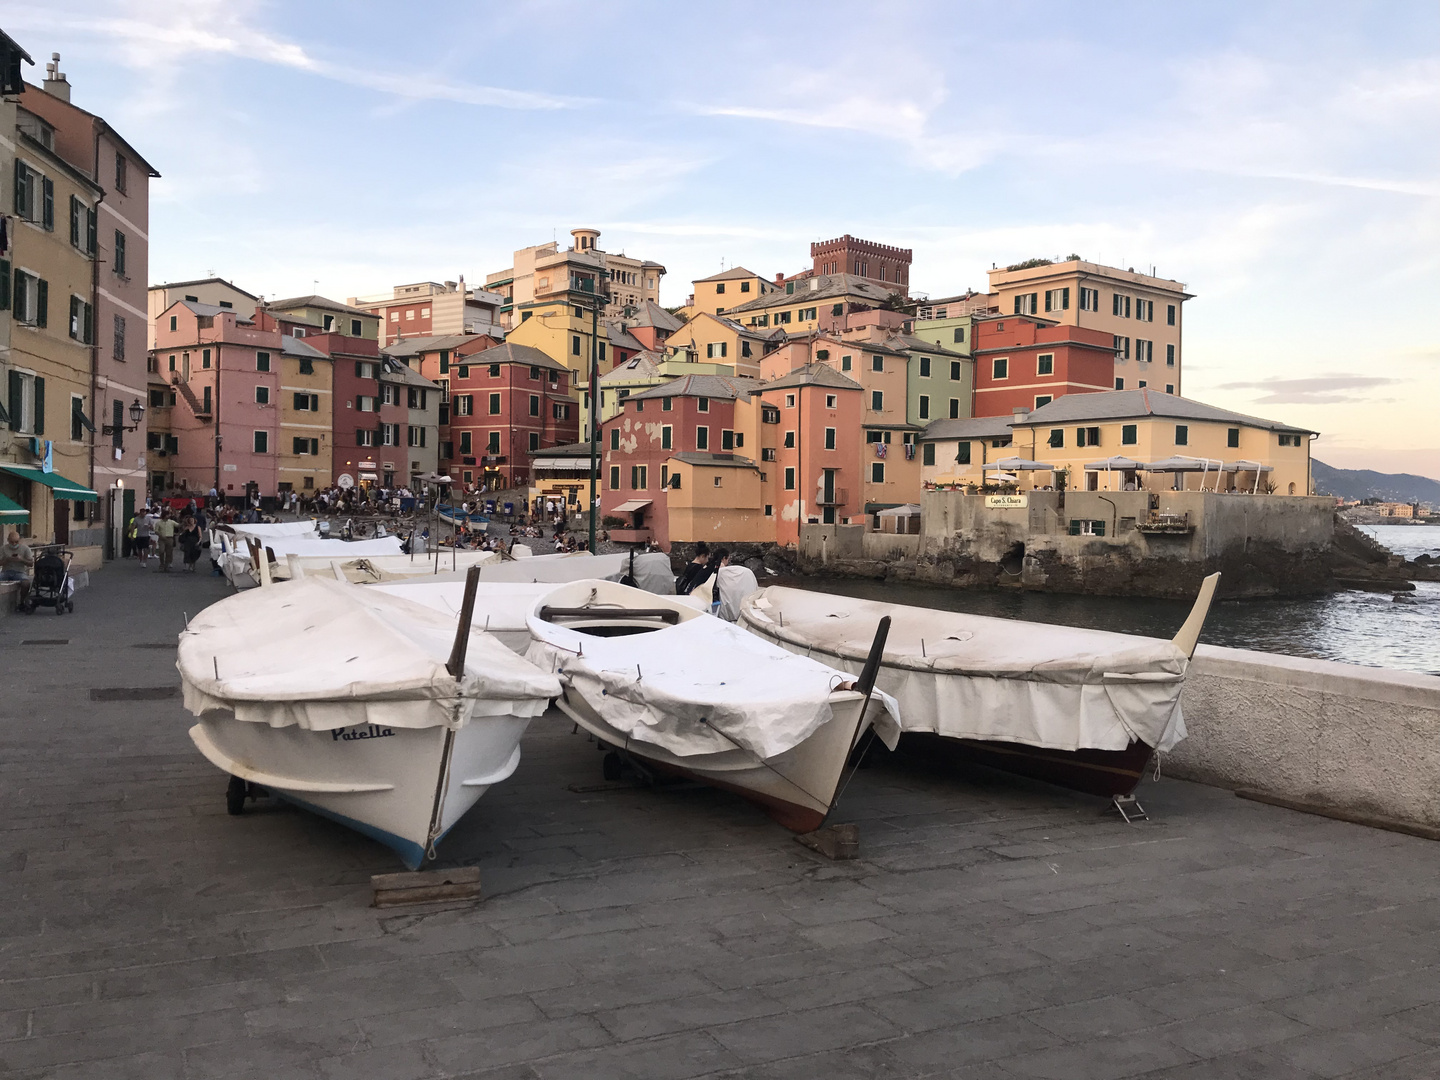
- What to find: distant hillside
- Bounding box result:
[1313,460,1440,505]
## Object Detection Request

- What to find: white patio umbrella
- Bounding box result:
[1231,460,1275,494]
[1140,455,1226,491]
[992,456,1054,471]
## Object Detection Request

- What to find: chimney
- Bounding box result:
[1013,406,1031,418]
[43,53,72,102]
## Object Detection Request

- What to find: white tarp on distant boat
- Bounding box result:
[178,577,560,731]
[740,586,1188,752]
[524,588,900,760]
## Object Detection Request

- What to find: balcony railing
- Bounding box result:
[816,487,847,507]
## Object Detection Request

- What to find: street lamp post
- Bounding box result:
[587,270,609,554]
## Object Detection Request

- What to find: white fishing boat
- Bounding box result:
[177,574,560,869]
[523,579,899,833]
[738,575,1219,805]
[221,533,405,589]
[369,581,556,652]
[284,548,499,583]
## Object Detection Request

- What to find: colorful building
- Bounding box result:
[684,266,779,319]
[486,229,665,330]
[348,279,505,348]
[916,416,1016,487]
[660,312,775,378]
[148,278,257,349]
[718,272,898,336]
[970,314,1117,418]
[986,258,1192,394]
[806,235,912,296]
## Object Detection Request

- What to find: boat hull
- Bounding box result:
[556,686,867,834]
[893,732,1155,799]
[190,712,531,869]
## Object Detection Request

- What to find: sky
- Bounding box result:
[9,0,1439,478]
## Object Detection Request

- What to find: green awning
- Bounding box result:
[0,491,28,520]
[0,463,99,502]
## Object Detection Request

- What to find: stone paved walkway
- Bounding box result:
[3,559,1439,1078]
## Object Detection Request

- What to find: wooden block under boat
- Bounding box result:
[371,865,481,908]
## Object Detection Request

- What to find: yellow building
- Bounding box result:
[595,351,735,426]
[987,259,1192,394]
[718,272,897,336]
[917,417,1016,487]
[666,451,771,543]
[1,100,103,549]
[504,295,605,436]
[661,312,774,378]
[683,266,779,320]
[276,335,333,493]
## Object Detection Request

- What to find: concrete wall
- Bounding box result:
[864,532,921,561]
[1168,646,1440,829]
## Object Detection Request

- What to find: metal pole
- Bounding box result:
[588,279,601,554]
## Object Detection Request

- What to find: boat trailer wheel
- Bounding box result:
[601,748,656,786]
[225,775,266,815]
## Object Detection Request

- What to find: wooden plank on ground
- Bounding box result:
[371,865,481,907]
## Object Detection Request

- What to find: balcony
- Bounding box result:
[609,527,652,544]
[816,487,848,507]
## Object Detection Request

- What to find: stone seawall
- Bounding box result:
[1168,645,1440,830]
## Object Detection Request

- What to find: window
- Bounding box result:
[661,425,672,449]
[299,357,314,376]
[323,314,335,333]
[1166,344,1176,367]
[1136,339,1153,363]
[956,441,972,465]
[715,283,725,295]
[697,397,710,412]
[1044,288,1070,312]
[660,465,669,489]
[529,365,541,381]
[721,429,735,451]
[488,392,501,415]
[954,327,967,344]
[1076,426,1100,447]
[784,430,795,448]
[390,312,399,322]
[201,386,211,414]
[870,390,883,411]
[1037,354,1054,376]
[1227,428,1240,448]
[741,341,752,358]
[1114,336,1131,360]
[761,447,776,462]
[1112,294,1131,318]
[610,427,620,451]
[529,432,539,452]
[68,196,96,254]
[571,335,581,356]
[825,394,837,409]
[114,231,127,277]
[871,355,884,373]
[255,385,270,405]
[458,431,472,454]
[1139,380,1148,388]
[663,397,673,412]
[764,504,773,516]
[1115,378,1124,390]
[949,361,961,382]
[1137,299,1154,322]
[1079,287,1099,312]
[294,392,319,412]
[706,342,727,358]
[67,296,93,343]
[1035,395,1053,409]
[69,395,85,442]
[824,427,836,450]
[871,462,885,483]
[919,395,930,420]
[351,319,362,336]
[1175,425,1189,446]
[1014,292,1038,315]
[1048,429,1064,448]
[609,465,621,489]
[201,348,212,369]
[919,356,931,378]
[256,351,271,372]
[529,394,539,417]
[992,358,1008,380]
[253,430,269,454]
[293,436,319,455]
[949,398,960,419]
[1167,304,1177,326]
[785,394,796,408]
[922,442,936,466]
[1279,433,1303,447]
[355,361,375,379]
[486,431,500,454]
[1166,384,1174,395]
[487,363,500,378]
[406,310,415,321]
[169,314,176,332]
[696,427,709,450]
[784,467,796,490]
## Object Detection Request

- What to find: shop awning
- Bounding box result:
[612,499,652,514]
[0,491,28,520]
[0,463,99,502]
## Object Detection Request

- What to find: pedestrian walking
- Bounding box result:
[133,507,154,562]
[154,510,178,572]
[179,516,203,572]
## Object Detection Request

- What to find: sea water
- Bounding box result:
[786,524,1440,677]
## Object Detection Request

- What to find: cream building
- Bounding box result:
[148,278,258,348]
[986,259,1192,394]
[486,229,665,330]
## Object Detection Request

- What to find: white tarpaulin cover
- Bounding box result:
[259,536,404,559]
[740,586,1188,753]
[715,565,759,622]
[624,551,677,595]
[230,521,318,541]
[525,595,899,760]
[178,577,560,731]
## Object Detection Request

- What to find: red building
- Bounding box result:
[427,342,578,490]
[599,375,758,549]
[809,235,912,295]
[970,315,1117,418]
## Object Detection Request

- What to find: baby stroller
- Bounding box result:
[22,549,75,616]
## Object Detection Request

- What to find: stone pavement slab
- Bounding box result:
[3,560,1440,1077]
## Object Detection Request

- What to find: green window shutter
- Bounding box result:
[69,295,78,339]
[33,376,45,435]
[0,258,9,311]
[87,207,97,254]
[35,278,47,327]
[923,443,935,466]
[12,159,23,215]
[41,178,54,231]
[84,302,94,344]
[1094,520,1106,537]
[8,370,21,430]
[956,442,971,465]
[1069,520,1081,536]
[69,195,79,245]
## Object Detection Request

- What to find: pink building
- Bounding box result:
[149,301,282,503]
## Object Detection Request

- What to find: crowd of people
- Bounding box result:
[127,501,207,572]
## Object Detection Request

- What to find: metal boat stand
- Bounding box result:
[1107,795,1149,823]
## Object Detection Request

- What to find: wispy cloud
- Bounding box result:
[1216,375,1401,405]
[9,1,582,110]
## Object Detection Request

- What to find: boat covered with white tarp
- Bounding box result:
[524,579,899,832]
[178,576,560,868]
[739,575,1218,799]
